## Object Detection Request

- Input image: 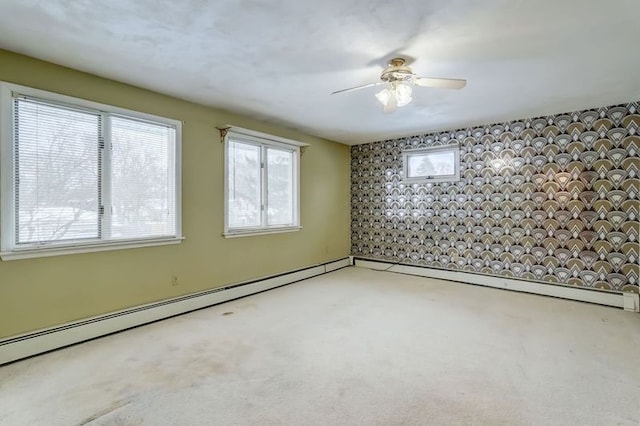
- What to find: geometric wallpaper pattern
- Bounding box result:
[351,102,640,293]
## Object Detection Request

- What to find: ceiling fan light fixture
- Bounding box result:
[331,56,466,112]
[394,82,413,107]
[375,88,391,105]
[375,82,413,110]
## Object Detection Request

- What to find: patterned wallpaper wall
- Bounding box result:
[351,102,640,293]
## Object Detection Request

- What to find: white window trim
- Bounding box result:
[222,126,306,238]
[0,82,183,260]
[402,143,460,183]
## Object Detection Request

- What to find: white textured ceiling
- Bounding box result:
[0,0,639,144]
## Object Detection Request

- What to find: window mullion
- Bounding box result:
[100,114,112,240]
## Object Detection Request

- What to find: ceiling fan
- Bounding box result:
[331,58,466,113]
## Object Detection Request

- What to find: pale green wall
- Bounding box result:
[0,49,351,339]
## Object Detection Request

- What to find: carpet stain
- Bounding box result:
[77,399,130,425]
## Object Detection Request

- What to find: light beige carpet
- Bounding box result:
[0,267,638,425]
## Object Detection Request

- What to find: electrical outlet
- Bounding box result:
[171,275,179,286]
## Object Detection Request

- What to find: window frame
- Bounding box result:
[402,143,460,183]
[223,126,305,238]
[0,82,183,260]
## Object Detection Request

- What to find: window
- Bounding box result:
[223,127,304,237]
[402,143,460,183]
[0,83,182,260]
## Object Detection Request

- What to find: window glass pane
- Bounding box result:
[228,140,261,228]
[267,148,294,226]
[111,116,176,239]
[15,98,100,244]
[407,150,455,178]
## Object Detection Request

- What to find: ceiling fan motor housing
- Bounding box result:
[380,58,414,82]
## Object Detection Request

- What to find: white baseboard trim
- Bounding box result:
[354,259,638,312]
[0,257,350,365]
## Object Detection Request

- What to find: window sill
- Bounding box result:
[402,176,461,184]
[223,226,302,238]
[0,236,185,261]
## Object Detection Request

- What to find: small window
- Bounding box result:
[0,82,182,260]
[402,143,460,183]
[223,127,304,237]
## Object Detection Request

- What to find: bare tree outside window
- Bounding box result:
[227,141,261,228]
[224,132,300,235]
[16,100,99,244]
[403,145,460,183]
[267,148,294,226]
[111,117,175,238]
[4,87,180,258]
[408,151,456,177]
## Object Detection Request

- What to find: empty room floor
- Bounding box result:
[1,267,638,425]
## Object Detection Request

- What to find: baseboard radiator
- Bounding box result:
[0,257,351,365]
[354,258,639,313]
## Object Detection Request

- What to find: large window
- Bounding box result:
[223,127,303,237]
[402,143,460,183]
[0,83,182,259]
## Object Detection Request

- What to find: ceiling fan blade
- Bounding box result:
[412,77,467,90]
[331,82,384,95]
